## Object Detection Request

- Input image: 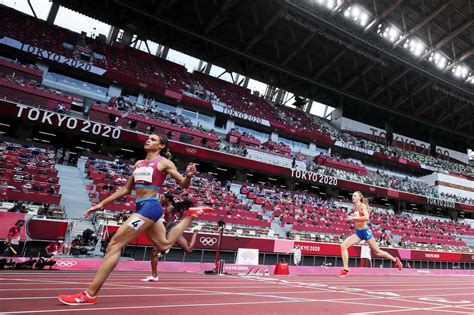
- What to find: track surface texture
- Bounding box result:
[0,271,473,314]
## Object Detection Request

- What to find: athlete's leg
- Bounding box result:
[150,248,160,278]
[176,230,198,254]
[87,214,154,296]
[366,238,398,263]
[145,216,195,251]
[340,234,361,270]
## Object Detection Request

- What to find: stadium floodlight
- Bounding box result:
[359,12,369,26]
[429,52,448,69]
[410,40,424,56]
[452,65,469,78]
[343,5,370,26]
[387,28,399,42]
[343,7,350,17]
[467,74,474,84]
[352,6,360,17]
[312,0,341,10]
[403,38,425,56]
[377,24,402,42]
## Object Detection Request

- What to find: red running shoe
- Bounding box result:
[187,206,214,217]
[336,269,349,278]
[58,290,97,305]
[394,258,403,271]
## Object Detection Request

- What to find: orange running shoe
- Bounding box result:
[336,269,349,278]
[187,206,214,217]
[394,258,403,271]
[58,290,97,305]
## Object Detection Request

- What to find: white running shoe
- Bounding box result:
[141,276,159,282]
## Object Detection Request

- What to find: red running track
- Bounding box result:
[0,271,473,314]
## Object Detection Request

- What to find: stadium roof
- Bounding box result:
[55,0,473,150]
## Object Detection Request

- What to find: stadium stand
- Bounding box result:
[0,4,472,180]
[0,137,63,208]
[80,155,472,252]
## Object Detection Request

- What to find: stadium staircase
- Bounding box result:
[270,218,287,238]
[457,234,474,247]
[229,183,283,238]
[70,220,96,240]
[56,161,93,220]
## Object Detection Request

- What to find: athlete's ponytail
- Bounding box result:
[155,134,173,160]
[174,198,194,214]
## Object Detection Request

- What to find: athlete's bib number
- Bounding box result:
[128,218,145,231]
[134,166,154,183]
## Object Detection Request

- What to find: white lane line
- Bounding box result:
[0,275,441,314]
[322,283,474,288]
[236,274,474,312]
[0,291,373,301]
[396,293,474,299]
[381,287,474,292]
[2,285,286,291]
[0,300,302,314]
[2,273,472,314]
[0,277,289,291]
[349,304,472,314]
[453,304,474,310]
[2,277,471,314]
[1,295,421,314]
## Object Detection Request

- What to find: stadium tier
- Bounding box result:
[80,156,472,248]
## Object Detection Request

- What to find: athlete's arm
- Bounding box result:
[161,160,196,189]
[82,173,136,218]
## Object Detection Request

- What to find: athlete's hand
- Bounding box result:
[185,163,197,178]
[82,202,104,219]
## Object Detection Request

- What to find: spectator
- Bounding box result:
[45,237,68,257]
[286,245,302,265]
[63,149,71,165]
[70,236,88,256]
[2,220,25,256]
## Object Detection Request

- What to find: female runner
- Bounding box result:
[141,194,199,282]
[337,191,402,277]
[58,134,212,305]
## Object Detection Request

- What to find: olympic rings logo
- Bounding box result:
[199,237,217,246]
[56,260,78,268]
[186,147,197,154]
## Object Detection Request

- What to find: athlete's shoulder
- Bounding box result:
[159,157,174,167]
[134,160,143,167]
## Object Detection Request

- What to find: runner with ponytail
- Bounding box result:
[58,133,213,305]
[336,191,403,277]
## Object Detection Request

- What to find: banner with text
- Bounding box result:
[211,101,270,127]
[0,37,106,75]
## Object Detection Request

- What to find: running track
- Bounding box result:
[0,271,473,314]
